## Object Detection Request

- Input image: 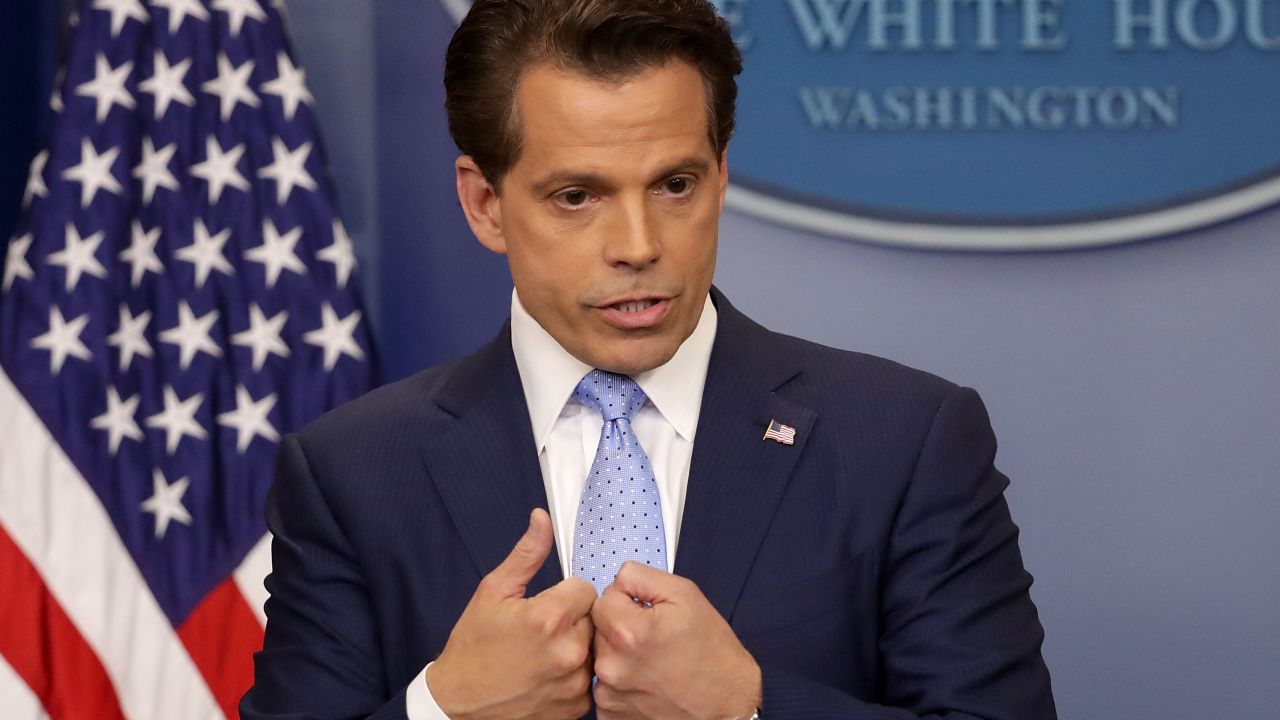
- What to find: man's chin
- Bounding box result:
[578,339,680,376]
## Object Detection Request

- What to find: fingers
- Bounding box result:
[570,608,595,650]
[592,678,625,718]
[593,660,645,717]
[517,581,595,674]
[521,611,591,686]
[553,666,594,719]
[610,561,685,605]
[533,576,597,621]
[482,508,554,600]
[594,582,643,618]
[591,584,647,651]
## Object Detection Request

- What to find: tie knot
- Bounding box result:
[573,370,647,422]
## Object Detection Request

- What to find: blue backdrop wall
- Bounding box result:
[3,2,1277,718]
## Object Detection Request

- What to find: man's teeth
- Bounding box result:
[613,300,658,313]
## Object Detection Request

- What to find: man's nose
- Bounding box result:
[603,195,661,269]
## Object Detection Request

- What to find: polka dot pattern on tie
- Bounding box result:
[570,369,668,595]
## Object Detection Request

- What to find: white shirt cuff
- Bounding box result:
[405,661,452,720]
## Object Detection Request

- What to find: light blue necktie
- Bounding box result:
[571,370,668,594]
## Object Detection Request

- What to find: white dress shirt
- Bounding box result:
[407,291,718,720]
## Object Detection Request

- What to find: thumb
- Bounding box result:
[484,508,554,599]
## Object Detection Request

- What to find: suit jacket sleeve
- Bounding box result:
[239,434,413,720]
[760,387,1056,719]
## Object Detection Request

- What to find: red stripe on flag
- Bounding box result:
[177,577,265,720]
[0,522,127,720]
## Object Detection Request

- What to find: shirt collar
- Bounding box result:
[510,290,718,452]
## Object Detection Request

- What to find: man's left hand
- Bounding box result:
[590,562,762,720]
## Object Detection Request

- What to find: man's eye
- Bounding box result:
[663,177,692,195]
[561,189,590,206]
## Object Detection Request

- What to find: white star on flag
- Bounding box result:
[106,304,154,371]
[201,54,260,121]
[23,150,48,207]
[304,303,364,370]
[133,137,181,204]
[151,0,210,34]
[30,306,93,374]
[217,385,281,453]
[257,137,316,204]
[145,386,207,454]
[3,233,35,292]
[75,54,135,123]
[120,221,165,287]
[93,0,149,37]
[246,220,306,287]
[47,223,108,292]
[231,304,290,371]
[90,386,144,454]
[261,51,313,120]
[137,51,195,120]
[318,219,357,288]
[189,136,250,203]
[159,301,223,370]
[61,138,123,208]
[141,470,194,538]
[175,219,235,288]
[212,0,268,37]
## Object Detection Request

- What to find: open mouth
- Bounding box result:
[595,296,673,329]
[610,299,660,313]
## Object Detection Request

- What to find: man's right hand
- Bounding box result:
[426,508,596,720]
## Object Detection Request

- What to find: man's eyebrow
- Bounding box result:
[651,156,712,182]
[529,156,713,195]
[530,171,613,196]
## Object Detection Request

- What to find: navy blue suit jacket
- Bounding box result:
[242,290,1056,719]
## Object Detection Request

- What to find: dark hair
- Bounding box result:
[444,0,742,189]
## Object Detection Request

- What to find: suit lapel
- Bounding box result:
[675,291,817,621]
[418,324,564,596]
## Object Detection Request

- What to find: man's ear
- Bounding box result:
[456,156,507,255]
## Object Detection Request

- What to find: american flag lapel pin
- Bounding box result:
[763,419,797,445]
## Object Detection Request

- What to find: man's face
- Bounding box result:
[458,60,727,375]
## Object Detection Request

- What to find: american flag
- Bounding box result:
[0,1,373,718]
[763,419,796,445]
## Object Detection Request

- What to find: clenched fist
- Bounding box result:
[427,509,596,720]
[591,562,762,720]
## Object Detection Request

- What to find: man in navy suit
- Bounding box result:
[242,1,1057,718]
